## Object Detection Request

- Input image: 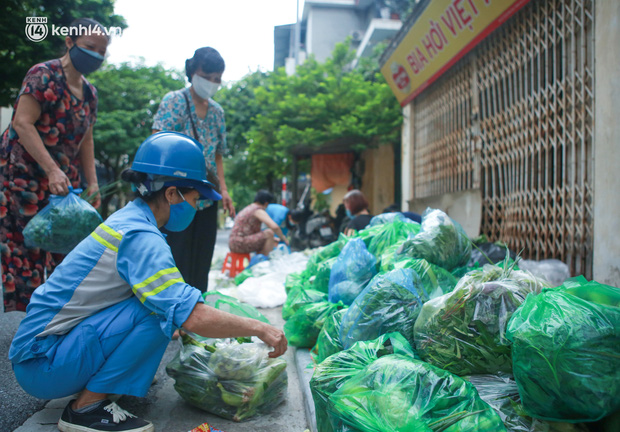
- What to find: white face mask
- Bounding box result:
[192,74,220,100]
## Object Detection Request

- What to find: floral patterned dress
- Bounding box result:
[228,203,268,254]
[0,59,98,312]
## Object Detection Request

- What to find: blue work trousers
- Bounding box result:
[13,296,169,399]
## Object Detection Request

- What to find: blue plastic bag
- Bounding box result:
[340,268,428,349]
[328,238,377,305]
[23,187,102,254]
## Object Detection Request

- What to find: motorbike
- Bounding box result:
[288,183,338,251]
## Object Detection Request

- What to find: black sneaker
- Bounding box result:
[58,399,154,432]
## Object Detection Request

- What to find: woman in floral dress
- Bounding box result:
[1,18,109,311]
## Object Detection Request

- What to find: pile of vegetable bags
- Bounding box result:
[311,333,506,432]
[166,293,288,422]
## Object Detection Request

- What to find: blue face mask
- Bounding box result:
[164,190,196,232]
[345,208,353,218]
[69,45,104,75]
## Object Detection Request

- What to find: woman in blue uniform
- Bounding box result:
[9,132,287,432]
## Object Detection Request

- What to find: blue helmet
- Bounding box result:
[131,132,221,201]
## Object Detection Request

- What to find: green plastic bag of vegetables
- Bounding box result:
[313,308,349,364]
[396,208,472,271]
[284,300,344,348]
[166,338,287,422]
[393,257,458,298]
[234,267,254,285]
[506,277,620,422]
[313,257,339,293]
[327,354,506,432]
[23,187,102,254]
[310,333,416,432]
[328,238,378,305]
[378,239,407,272]
[282,285,327,320]
[284,271,306,294]
[302,235,349,278]
[367,220,420,258]
[414,264,548,376]
[202,291,269,324]
[340,268,429,350]
[466,374,590,432]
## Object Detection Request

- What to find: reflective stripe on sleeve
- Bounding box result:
[133,267,184,303]
[90,224,122,252]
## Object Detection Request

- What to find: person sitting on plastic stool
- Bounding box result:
[9,132,288,432]
[228,190,289,257]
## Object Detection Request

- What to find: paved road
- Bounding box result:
[1,229,310,432]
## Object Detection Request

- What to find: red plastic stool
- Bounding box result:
[221,252,251,278]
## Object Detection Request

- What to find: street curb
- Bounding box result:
[294,347,317,432]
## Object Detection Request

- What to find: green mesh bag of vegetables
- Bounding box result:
[396,208,472,271]
[313,308,349,364]
[506,277,620,422]
[414,264,548,376]
[284,300,344,348]
[367,220,420,258]
[282,285,327,320]
[340,268,429,350]
[23,187,103,254]
[465,374,590,432]
[393,257,458,298]
[310,333,416,432]
[166,337,287,422]
[203,291,269,324]
[327,354,506,432]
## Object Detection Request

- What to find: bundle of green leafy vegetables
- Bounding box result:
[282,285,327,320]
[284,271,305,294]
[313,308,349,364]
[23,190,102,254]
[166,337,287,422]
[396,208,472,271]
[284,300,344,348]
[339,268,430,350]
[313,257,339,293]
[327,354,506,432]
[328,238,378,305]
[367,219,420,258]
[506,276,620,422]
[413,263,549,376]
[310,333,416,432]
[465,374,590,432]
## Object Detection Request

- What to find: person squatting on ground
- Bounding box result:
[152,46,235,293]
[229,190,289,256]
[9,132,288,432]
[1,18,108,312]
[343,189,373,236]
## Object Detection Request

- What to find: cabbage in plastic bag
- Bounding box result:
[166,339,287,422]
[23,187,102,254]
[507,277,620,422]
[327,354,505,432]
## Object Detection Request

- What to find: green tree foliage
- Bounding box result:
[0,0,127,106]
[217,41,402,211]
[87,62,185,216]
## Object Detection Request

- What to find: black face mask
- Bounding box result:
[69,45,104,75]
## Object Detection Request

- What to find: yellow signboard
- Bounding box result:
[381,0,531,106]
